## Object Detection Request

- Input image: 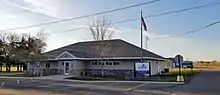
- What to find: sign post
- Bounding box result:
[175,55,184,82]
[178,55,182,76]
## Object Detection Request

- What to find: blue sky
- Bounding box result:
[0,0,220,61]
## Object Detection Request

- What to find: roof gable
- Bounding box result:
[55,51,76,59]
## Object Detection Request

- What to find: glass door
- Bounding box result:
[64,61,70,75]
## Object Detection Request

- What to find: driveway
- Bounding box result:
[164,71,220,95]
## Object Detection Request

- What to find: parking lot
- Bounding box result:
[0,78,180,95]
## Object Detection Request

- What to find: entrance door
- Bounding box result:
[64,61,70,75]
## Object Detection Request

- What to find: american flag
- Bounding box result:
[141,15,147,31]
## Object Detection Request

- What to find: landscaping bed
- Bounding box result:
[65,69,200,82]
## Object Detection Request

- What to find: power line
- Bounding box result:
[46,27,86,34]
[50,20,220,41]
[47,2,220,35]
[0,0,161,32]
[154,20,220,40]
[49,20,220,41]
[113,2,220,24]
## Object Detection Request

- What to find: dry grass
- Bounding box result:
[0,89,67,95]
[0,89,104,95]
[194,63,220,71]
[170,68,199,74]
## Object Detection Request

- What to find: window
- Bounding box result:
[106,62,109,65]
[46,63,50,69]
[94,62,97,65]
[113,62,117,65]
[109,62,112,65]
[62,62,64,66]
[116,62,120,65]
[91,62,95,65]
[102,63,105,65]
[98,62,101,65]
[113,62,120,65]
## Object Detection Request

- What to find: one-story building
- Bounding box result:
[30,39,172,77]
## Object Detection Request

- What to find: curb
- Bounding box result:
[0,76,185,84]
[39,78,186,84]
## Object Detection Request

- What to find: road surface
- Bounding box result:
[4,71,220,95]
[0,78,174,95]
[164,71,220,95]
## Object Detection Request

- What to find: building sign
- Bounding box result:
[135,62,150,76]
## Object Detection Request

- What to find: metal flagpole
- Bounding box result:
[140,11,143,62]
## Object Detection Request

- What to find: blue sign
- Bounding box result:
[135,62,149,71]
[135,62,150,76]
[137,64,147,70]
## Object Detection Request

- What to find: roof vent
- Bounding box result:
[64,55,68,57]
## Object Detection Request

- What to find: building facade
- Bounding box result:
[29,39,172,77]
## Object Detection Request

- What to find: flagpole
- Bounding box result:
[140,11,143,62]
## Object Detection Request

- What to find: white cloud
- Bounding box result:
[0,14,16,19]
[0,0,61,19]
[22,0,62,18]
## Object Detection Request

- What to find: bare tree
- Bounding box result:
[0,32,8,72]
[33,31,47,62]
[88,17,114,77]
[0,32,8,43]
[0,31,47,72]
[6,32,21,71]
[19,32,47,63]
[0,32,8,53]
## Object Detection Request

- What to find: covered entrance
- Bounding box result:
[64,61,70,75]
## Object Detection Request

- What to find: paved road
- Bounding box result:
[0,78,173,95]
[164,71,220,95]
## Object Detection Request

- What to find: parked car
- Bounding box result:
[181,61,194,68]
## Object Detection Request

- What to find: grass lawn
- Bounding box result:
[194,63,220,71]
[65,76,126,81]
[2,73,29,77]
[66,68,200,82]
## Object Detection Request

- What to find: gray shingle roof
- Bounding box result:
[43,39,165,60]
